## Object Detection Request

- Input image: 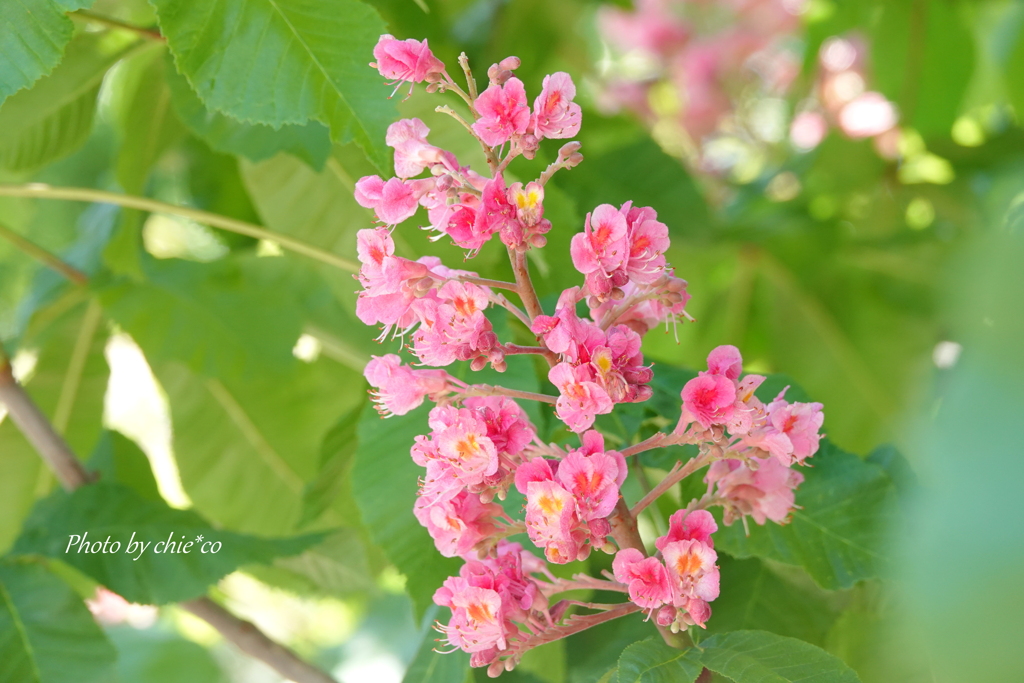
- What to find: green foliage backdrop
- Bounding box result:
[0,0,1022,682]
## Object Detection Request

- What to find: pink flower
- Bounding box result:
[522,479,582,563]
[661,538,720,627]
[533,72,582,140]
[472,77,531,146]
[570,204,629,299]
[760,393,824,466]
[434,582,507,652]
[414,489,503,557]
[371,34,444,84]
[462,396,535,457]
[363,354,453,416]
[354,228,436,333]
[431,408,500,487]
[386,118,451,178]
[838,92,898,139]
[476,176,524,250]
[354,175,419,225]
[612,548,674,610]
[681,374,736,428]
[621,202,669,284]
[412,281,504,370]
[655,509,717,551]
[706,344,743,380]
[706,456,804,525]
[557,432,626,520]
[548,362,614,432]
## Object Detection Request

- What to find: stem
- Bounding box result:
[441,71,478,114]
[0,362,92,490]
[489,292,533,330]
[180,599,337,683]
[621,432,672,458]
[434,106,499,173]
[458,53,479,102]
[464,384,557,405]
[0,363,340,683]
[630,450,714,517]
[460,275,519,293]
[0,222,88,285]
[0,184,358,273]
[493,602,642,675]
[510,250,546,321]
[72,10,165,41]
[502,344,548,356]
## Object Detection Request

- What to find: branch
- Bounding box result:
[181,599,336,683]
[71,10,165,41]
[0,362,340,683]
[0,184,358,273]
[0,222,88,286]
[630,449,714,517]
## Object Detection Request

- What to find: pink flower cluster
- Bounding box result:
[433,541,551,666]
[613,510,719,629]
[532,288,655,432]
[789,35,899,156]
[676,345,823,525]
[597,0,803,143]
[355,228,505,370]
[356,36,826,675]
[514,431,627,563]
[414,398,537,556]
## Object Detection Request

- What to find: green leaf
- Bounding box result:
[352,403,461,618]
[0,558,117,683]
[150,0,395,170]
[1003,14,1024,118]
[87,430,162,503]
[615,637,702,683]
[0,0,73,105]
[871,0,975,137]
[713,440,897,590]
[299,400,366,528]
[0,31,137,170]
[702,556,839,647]
[247,529,373,597]
[12,481,323,604]
[154,353,363,535]
[97,255,303,380]
[402,607,470,683]
[698,630,861,683]
[167,62,331,170]
[108,626,227,683]
[240,151,370,258]
[114,46,186,194]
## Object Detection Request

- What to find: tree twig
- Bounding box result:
[71,9,166,41]
[0,362,340,683]
[180,599,336,683]
[0,222,88,286]
[0,184,358,273]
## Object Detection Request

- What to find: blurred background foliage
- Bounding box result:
[0,0,1022,681]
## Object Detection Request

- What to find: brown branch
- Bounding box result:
[181,599,336,683]
[0,362,339,683]
[0,223,88,286]
[0,362,92,489]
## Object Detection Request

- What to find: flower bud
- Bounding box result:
[499,56,521,71]
[557,141,581,158]
[519,133,540,160]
